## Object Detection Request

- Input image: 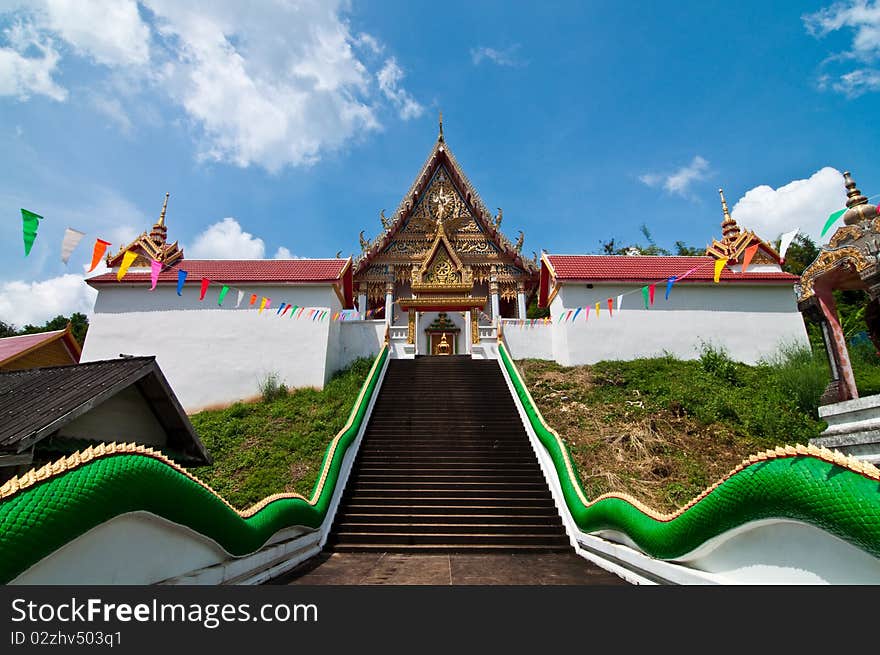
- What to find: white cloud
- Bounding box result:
[188,217,266,259]
[0,20,66,101]
[91,94,132,133]
[639,156,710,197]
[0,0,423,170]
[273,246,295,259]
[376,57,423,120]
[804,1,880,97]
[38,0,151,67]
[0,274,97,327]
[729,167,847,245]
[470,45,521,67]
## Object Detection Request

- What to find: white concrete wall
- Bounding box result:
[82,283,342,411]
[550,282,808,365]
[336,320,385,369]
[500,321,553,360]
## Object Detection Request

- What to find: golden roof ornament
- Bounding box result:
[438,110,444,143]
[149,192,170,244]
[718,188,741,245]
[842,171,878,226]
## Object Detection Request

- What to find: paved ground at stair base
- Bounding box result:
[269,552,627,585]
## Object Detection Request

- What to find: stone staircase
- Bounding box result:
[327,356,570,552]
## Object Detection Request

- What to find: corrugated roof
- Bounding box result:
[0,357,209,464]
[544,255,799,284]
[87,259,349,285]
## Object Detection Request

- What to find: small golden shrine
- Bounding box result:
[797,171,880,403]
[424,312,461,355]
[705,189,782,266]
[106,192,184,268]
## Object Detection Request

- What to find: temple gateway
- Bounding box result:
[82,122,808,410]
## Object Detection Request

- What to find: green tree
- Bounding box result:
[776,233,819,276]
[10,313,89,346]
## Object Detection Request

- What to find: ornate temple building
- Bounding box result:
[80,120,809,410]
[352,116,537,357]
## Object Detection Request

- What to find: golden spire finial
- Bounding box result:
[718,188,741,244]
[438,110,444,142]
[157,192,170,226]
[719,188,731,222]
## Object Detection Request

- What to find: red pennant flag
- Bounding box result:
[648,284,656,305]
[607,298,613,316]
[742,244,759,273]
[88,239,112,272]
[199,278,210,301]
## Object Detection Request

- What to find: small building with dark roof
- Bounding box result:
[0,356,211,482]
[0,326,82,371]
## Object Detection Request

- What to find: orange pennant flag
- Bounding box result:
[116,251,137,281]
[741,244,759,273]
[714,258,726,283]
[88,239,111,272]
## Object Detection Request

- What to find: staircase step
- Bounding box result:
[328,356,571,554]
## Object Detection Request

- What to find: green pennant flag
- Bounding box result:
[821,208,847,238]
[217,285,230,306]
[642,286,650,309]
[21,209,43,256]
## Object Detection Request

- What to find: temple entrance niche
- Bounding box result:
[420,312,463,355]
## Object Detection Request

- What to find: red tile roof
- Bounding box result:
[544,255,799,284]
[86,259,351,286]
[0,330,81,366]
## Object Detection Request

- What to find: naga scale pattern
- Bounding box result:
[498,342,880,561]
[0,346,388,584]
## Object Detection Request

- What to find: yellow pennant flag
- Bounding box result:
[713,258,726,283]
[259,297,268,314]
[117,250,137,281]
[595,302,600,317]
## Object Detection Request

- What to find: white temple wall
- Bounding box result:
[82,284,342,412]
[549,282,808,365]
[336,320,386,369]
[501,321,554,359]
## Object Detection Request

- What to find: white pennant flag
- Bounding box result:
[236,290,244,308]
[60,227,86,264]
[616,294,623,312]
[778,228,799,263]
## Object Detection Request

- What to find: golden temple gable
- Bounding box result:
[353,120,537,322]
[705,188,781,266]
[107,192,184,269]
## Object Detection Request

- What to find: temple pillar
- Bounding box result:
[407,309,415,345]
[516,281,527,319]
[471,309,480,344]
[816,286,858,402]
[385,281,394,326]
[357,284,367,319]
[489,277,500,324]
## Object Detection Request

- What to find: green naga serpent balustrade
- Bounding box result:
[0,346,389,584]
[498,341,880,562]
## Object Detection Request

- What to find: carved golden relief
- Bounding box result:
[425,249,460,284]
[829,226,864,248]
[798,246,874,301]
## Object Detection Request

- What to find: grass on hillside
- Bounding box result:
[189,358,373,509]
[516,341,880,514]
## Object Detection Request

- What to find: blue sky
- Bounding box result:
[1,0,879,325]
